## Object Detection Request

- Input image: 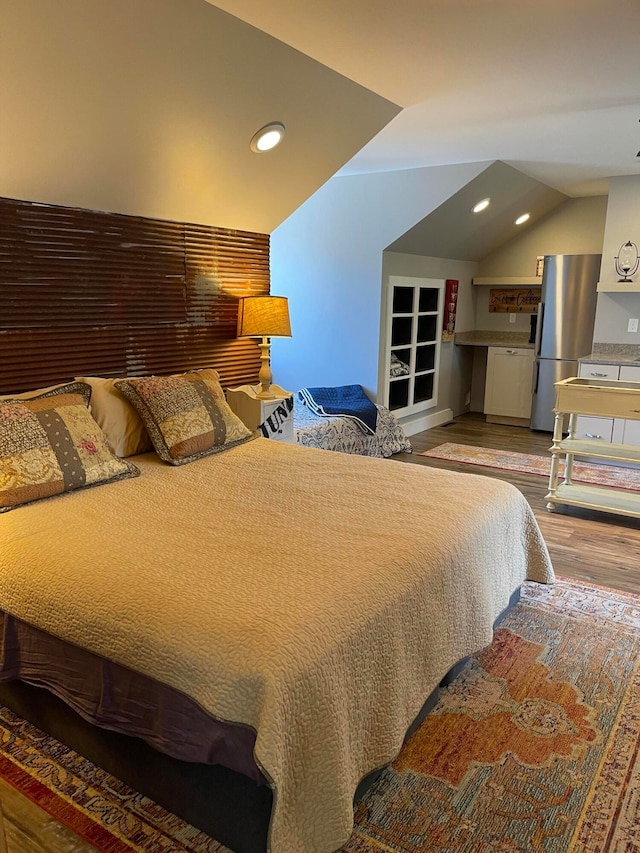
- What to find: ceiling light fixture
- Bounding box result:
[250,122,285,153]
[515,213,531,225]
[472,197,491,214]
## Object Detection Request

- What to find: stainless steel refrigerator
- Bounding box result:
[530,253,601,431]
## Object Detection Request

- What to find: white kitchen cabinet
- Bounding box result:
[577,362,640,450]
[616,365,640,446]
[484,346,535,424]
[577,363,621,381]
[571,416,614,443]
[619,365,640,382]
[576,363,616,445]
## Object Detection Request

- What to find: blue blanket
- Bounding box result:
[298,385,378,434]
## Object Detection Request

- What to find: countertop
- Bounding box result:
[454,331,534,349]
[454,337,640,361]
[579,344,640,366]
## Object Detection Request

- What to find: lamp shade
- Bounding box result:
[237,295,291,338]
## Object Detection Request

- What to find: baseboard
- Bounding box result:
[400,407,453,437]
[486,414,531,427]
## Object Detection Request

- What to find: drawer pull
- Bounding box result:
[585,433,603,439]
[589,372,608,377]
[505,349,517,354]
[631,409,640,413]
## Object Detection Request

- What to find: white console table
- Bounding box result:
[546,376,640,518]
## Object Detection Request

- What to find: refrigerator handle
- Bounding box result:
[532,358,540,395]
[534,301,544,357]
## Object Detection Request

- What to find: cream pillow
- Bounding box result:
[75,376,153,458]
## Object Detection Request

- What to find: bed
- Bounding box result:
[0,373,554,853]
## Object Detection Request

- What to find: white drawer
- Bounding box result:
[269,417,294,443]
[573,415,614,443]
[613,418,640,448]
[258,398,294,442]
[578,363,620,380]
[619,365,640,383]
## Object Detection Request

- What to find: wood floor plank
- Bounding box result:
[400,412,640,594]
[0,778,96,852]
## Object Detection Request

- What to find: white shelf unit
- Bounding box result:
[546,376,640,518]
[381,277,444,418]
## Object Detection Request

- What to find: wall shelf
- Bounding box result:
[596,280,640,293]
[472,277,542,287]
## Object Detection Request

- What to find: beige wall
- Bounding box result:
[473,196,607,336]
[477,196,607,278]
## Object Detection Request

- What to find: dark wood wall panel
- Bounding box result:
[0,196,269,394]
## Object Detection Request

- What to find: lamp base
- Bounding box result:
[255,387,276,400]
[256,337,275,399]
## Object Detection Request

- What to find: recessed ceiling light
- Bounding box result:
[472,197,491,214]
[250,122,285,153]
[515,213,531,225]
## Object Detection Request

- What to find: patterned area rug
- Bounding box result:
[420,442,640,491]
[1,579,639,852]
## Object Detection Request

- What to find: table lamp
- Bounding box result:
[237,295,292,399]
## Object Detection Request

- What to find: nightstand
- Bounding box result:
[226,384,294,443]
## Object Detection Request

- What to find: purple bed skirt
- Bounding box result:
[0,610,266,785]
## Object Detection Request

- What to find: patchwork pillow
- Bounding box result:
[0,381,92,403]
[0,384,139,512]
[75,376,153,458]
[114,369,253,465]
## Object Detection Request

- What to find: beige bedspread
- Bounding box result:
[0,438,554,852]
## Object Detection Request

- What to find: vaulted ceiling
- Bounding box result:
[210,0,640,197]
[3,0,639,239]
[1,0,399,233]
[386,162,567,260]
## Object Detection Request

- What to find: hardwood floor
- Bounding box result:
[1,414,638,851]
[0,778,95,853]
[398,412,640,594]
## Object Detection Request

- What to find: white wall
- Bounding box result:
[381,252,479,419]
[270,162,489,398]
[593,175,640,345]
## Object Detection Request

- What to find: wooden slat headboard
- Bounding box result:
[0,196,269,394]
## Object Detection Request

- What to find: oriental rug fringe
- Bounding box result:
[1,579,639,852]
[420,442,640,491]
